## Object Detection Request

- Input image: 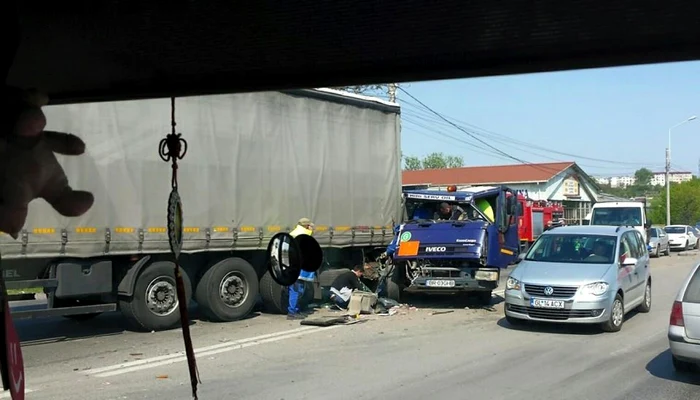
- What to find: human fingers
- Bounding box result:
[44,187,94,217]
[0,205,28,239]
[43,131,86,155]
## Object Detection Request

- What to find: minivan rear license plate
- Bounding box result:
[530,298,565,309]
[426,280,456,288]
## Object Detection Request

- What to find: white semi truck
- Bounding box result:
[1,89,402,331]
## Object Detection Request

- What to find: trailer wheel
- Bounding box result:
[119,261,192,332]
[195,257,259,322]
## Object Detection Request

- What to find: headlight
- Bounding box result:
[581,282,609,296]
[506,276,521,290]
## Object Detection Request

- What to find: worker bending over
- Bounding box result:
[329,265,365,309]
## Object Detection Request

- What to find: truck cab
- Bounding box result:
[589,201,652,243]
[386,185,519,304]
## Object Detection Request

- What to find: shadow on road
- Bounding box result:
[14,302,264,345]
[405,293,504,310]
[496,317,605,336]
[646,349,700,385]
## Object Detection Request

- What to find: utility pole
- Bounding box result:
[666,116,698,226]
[665,146,671,226]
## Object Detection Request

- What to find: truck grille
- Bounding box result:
[507,304,604,320]
[524,284,578,298]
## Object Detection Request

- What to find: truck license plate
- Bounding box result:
[530,298,565,309]
[426,279,456,288]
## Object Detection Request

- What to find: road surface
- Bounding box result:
[4,253,700,400]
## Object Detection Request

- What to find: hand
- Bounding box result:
[1,86,94,239]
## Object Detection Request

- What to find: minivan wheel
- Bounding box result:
[664,245,671,256]
[601,293,624,332]
[654,245,660,257]
[637,281,651,313]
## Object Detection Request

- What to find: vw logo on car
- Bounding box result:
[543,286,554,296]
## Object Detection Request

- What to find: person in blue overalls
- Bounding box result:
[287,217,316,320]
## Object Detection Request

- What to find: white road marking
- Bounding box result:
[0,389,34,398]
[85,325,344,378]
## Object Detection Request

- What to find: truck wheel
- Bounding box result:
[386,265,405,303]
[259,270,289,314]
[119,261,192,332]
[195,257,259,322]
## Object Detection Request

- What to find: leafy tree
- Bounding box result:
[403,156,422,170]
[649,178,700,225]
[634,168,653,187]
[403,152,464,170]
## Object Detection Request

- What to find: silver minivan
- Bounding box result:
[668,262,700,371]
[505,225,652,332]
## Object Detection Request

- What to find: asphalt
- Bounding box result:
[4,252,700,400]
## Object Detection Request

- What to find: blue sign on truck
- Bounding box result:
[386,185,520,304]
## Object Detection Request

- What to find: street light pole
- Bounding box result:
[666,116,697,226]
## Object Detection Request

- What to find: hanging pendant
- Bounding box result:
[167,189,184,259]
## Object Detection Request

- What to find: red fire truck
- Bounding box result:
[517,191,565,251]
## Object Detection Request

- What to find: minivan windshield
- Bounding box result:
[525,234,617,264]
[665,226,687,234]
[590,207,642,226]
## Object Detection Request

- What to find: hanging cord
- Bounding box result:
[158,97,199,399]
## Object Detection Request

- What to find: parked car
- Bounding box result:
[665,225,698,251]
[648,227,670,257]
[691,226,700,248]
[668,262,700,372]
[504,225,651,332]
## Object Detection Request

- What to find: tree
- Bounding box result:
[649,178,700,225]
[403,156,422,170]
[634,168,653,187]
[403,152,464,170]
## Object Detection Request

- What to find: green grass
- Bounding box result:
[7,287,42,296]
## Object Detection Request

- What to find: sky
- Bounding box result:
[397,60,700,178]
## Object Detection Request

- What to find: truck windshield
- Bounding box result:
[590,207,642,226]
[525,234,617,264]
[405,199,483,221]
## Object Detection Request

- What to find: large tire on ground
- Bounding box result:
[386,265,405,303]
[601,293,624,333]
[119,261,192,332]
[195,257,259,322]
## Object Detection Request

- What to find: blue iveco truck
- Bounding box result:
[386,185,520,304]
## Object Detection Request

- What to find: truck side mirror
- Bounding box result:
[644,219,652,229]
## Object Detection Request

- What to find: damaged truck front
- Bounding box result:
[386,186,520,304]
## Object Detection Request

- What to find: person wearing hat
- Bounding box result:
[287,217,316,320]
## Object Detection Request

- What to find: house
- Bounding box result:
[402,161,601,224]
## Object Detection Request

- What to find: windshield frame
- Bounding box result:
[403,198,488,223]
[524,233,618,264]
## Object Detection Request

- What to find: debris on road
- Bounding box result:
[430,310,454,316]
[156,374,169,379]
[388,304,417,316]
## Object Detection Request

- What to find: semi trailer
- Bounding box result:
[0,88,401,331]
